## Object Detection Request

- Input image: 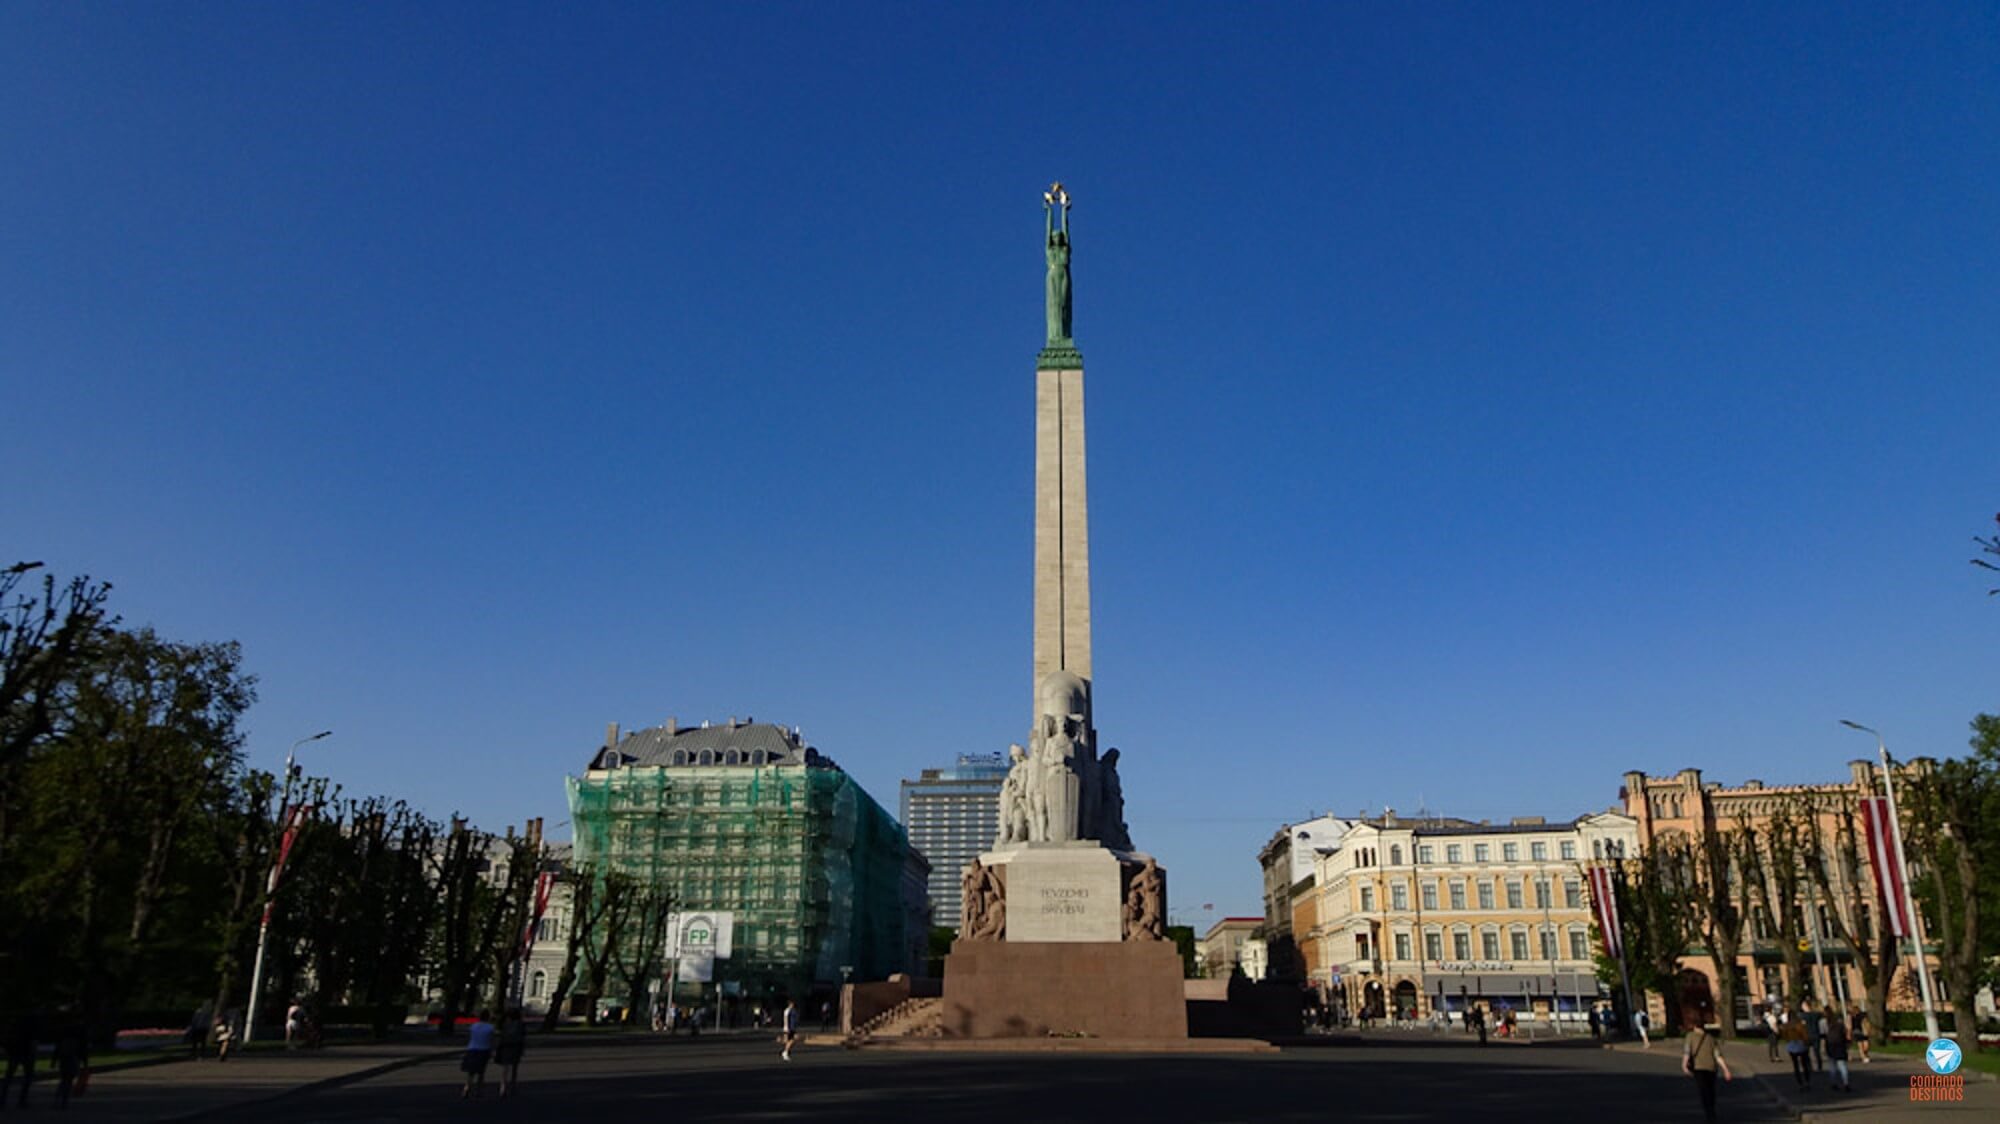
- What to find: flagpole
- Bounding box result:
[1843,721,1942,1042]
[245,730,331,1046]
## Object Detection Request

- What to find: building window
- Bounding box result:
[1389,845,1403,866]
[1449,882,1467,910]
[1394,932,1411,961]
[1534,881,1552,910]
[1425,931,1442,961]
[1540,928,1557,960]
[1446,844,1463,863]
[1559,841,1576,860]
[1564,880,1582,909]
[1505,881,1523,909]
[529,971,546,999]
[1453,931,1471,959]
[1530,841,1548,861]
[1391,883,1408,911]
[1510,930,1529,960]
[1481,930,1500,959]
[1360,886,1374,912]
[1421,882,1438,911]
[1569,930,1589,961]
[1477,882,1495,910]
[1355,933,1370,959]
[1502,842,1520,862]
[1593,839,1604,858]
[1416,845,1433,864]
[1473,844,1490,863]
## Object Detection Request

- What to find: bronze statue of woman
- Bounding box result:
[1044,185,1072,344]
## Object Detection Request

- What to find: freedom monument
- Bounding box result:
[942,185,1187,1038]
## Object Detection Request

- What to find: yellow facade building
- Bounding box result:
[1310,811,1639,1025]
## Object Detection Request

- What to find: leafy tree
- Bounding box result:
[608,880,674,1026]
[540,865,598,1032]
[482,827,545,1016]
[0,562,112,769]
[1742,796,1812,1006]
[1901,723,2000,1047]
[1686,822,1745,1037]
[1615,836,1701,1030]
[1165,924,1198,978]
[0,626,254,1035]
[1801,788,1901,1045]
[574,870,640,1026]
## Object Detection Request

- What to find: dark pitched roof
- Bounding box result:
[586,721,838,772]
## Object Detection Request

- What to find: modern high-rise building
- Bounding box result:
[899,753,1008,932]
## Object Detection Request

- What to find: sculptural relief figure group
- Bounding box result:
[959,861,1006,941]
[995,670,1132,850]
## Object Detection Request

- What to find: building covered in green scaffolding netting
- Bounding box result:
[567,719,924,1004]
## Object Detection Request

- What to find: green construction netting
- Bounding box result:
[566,764,907,996]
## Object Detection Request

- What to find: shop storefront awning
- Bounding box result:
[1424,972,1599,995]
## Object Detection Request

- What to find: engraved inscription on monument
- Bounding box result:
[1002,844,1122,942]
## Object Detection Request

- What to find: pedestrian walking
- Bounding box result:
[1587,1006,1601,1040]
[1633,1008,1651,1048]
[1847,1004,1870,1063]
[1823,1013,1852,1092]
[1801,998,1823,1071]
[285,999,303,1049]
[780,999,799,1062]
[1472,1004,1487,1046]
[1681,1005,1734,1124]
[51,1015,86,1110]
[181,1005,208,1059]
[495,1009,527,1097]
[1781,1011,1810,1088]
[820,999,834,1032]
[460,1010,497,1099]
[3,1012,36,1107]
[1761,1005,1780,1062]
[212,1013,235,1061]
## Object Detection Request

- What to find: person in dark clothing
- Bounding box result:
[2,1013,36,1107]
[1782,1012,1810,1087]
[1801,998,1824,1071]
[1824,1015,1853,1092]
[51,1016,86,1109]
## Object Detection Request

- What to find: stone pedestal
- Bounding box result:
[941,939,1188,1039]
[982,843,1123,942]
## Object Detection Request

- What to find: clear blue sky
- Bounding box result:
[4,4,1995,922]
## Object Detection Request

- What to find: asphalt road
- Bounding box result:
[236,1034,1789,1124]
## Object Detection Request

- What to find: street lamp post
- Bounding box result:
[1839,720,1943,1042]
[244,729,332,1046]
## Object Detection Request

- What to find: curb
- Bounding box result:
[159,1049,457,1123]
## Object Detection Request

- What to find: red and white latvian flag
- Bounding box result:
[1860,797,1913,938]
[1586,863,1624,961]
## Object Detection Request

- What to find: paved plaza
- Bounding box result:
[33,1029,1997,1123]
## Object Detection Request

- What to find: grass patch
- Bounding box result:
[1872,1039,2000,1078]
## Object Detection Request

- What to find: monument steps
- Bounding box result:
[852,996,944,1041]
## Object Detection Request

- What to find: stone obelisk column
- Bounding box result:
[1034,182,1090,722]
